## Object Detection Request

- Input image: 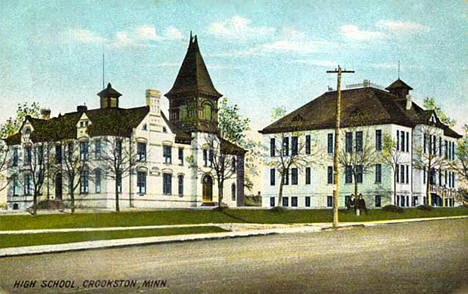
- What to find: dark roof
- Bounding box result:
[260,87,462,138]
[220,138,246,155]
[5,106,149,145]
[165,35,222,98]
[160,112,193,144]
[97,83,122,98]
[385,79,413,90]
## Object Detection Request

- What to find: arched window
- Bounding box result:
[203,104,212,120]
[231,183,236,201]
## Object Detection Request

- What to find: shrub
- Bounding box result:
[382,205,403,213]
[270,206,286,213]
[417,205,433,211]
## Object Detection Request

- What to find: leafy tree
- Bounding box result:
[453,125,468,183]
[0,102,41,192]
[423,97,456,128]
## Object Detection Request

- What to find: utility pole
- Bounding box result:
[327,65,354,229]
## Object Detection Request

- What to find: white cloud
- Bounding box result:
[376,20,430,33]
[208,16,275,40]
[109,25,184,48]
[340,24,385,41]
[291,59,338,67]
[67,29,105,43]
[163,26,183,40]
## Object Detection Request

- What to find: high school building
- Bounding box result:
[260,79,461,209]
[5,34,245,210]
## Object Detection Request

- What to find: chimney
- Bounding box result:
[406,94,412,110]
[77,105,88,112]
[40,108,51,120]
[146,89,161,116]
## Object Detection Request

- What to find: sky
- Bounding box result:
[0,0,467,135]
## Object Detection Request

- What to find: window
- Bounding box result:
[270,169,275,186]
[401,131,405,152]
[116,140,122,160]
[137,171,146,195]
[270,197,275,207]
[445,170,448,186]
[356,165,363,183]
[406,132,409,152]
[291,136,298,156]
[67,143,74,161]
[282,197,289,207]
[439,137,442,156]
[412,196,418,207]
[375,164,382,183]
[163,126,167,133]
[423,167,426,184]
[430,169,436,185]
[424,135,427,153]
[209,149,214,166]
[397,130,400,151]
[231,157,236,172]
[345,132,353,153]
[291,197,298,207]
[305,197,311,207]
[401,195,405,207]
[305,167,311,185]
[12,176,18,196]
[328,133,334,154]
[178,148,184,165]
[37,145,44,166]
[283,169,289,185]
[137,142,146,161]
[400,164,405,184]
[305,135,311,154]
[444,140,448,159]
[163,173,172,195]
[406,165,409,184]
[24,146,31,166]
[375,195,381,208]
[270,138,275,157]
[117,171,122,194]
[282,137,289,156]
[231,183,236,201]
[345,166,353,184]
[80,170,89,194]
[80,142,89,161]
[142,124,147,131]
[203,104,212,120]
[355,131,363,152]
[376,130,382,151]
[178,175,184,197]
[291,168,298,185]
[163,145,172,164]
[24,173,32,195]
[327,196,333,208]
[95,169,101,193]
[12,148,18,166]
[203,149,208,166]
[327,166,333,184]
[55,145,62,164]
[396,164,400,183]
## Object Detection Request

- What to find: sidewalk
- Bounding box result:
[0,215,466,258]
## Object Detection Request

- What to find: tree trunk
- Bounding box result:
[277,175,284,207]
[353,173,358,197]
[32,192,38,215]
[218,181,224,207]
[426,170,431,206]
[115,180,120,212]
[394,169,397,206]
[70,190,75,214]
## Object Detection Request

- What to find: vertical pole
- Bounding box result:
[332,67,342,228]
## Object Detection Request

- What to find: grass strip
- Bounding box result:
[0,207,467,231]
[0,226,227,249]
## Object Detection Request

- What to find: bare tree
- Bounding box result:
[54,140,90,213]
[412,125,448,206]
[380,133,406,205]
[100,136,136,212]
[337,129,378,201]
[22,142,51,215]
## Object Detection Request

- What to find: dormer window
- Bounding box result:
[163,127,167,133]
[24,127,31,135]
[203,104,212,121]
[142,124,147,131]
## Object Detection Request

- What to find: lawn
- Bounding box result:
[0,207,467,231]
[0,226,227,249]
